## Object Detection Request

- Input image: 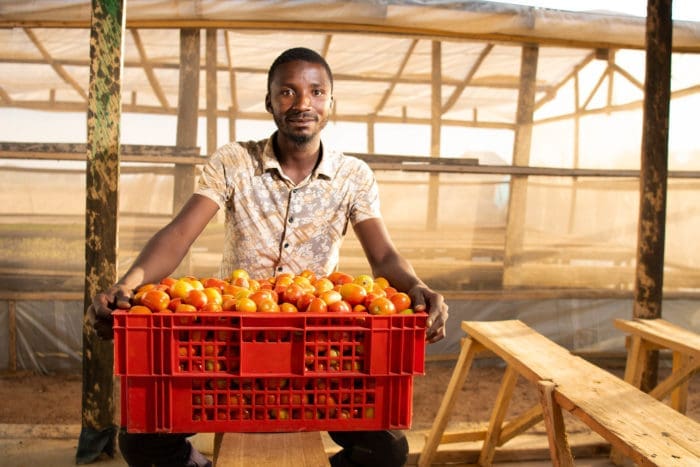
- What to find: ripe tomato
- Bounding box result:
[353,304,367,313]
[169,279,195,300]
[282,283,304,306]
[389,292,411,313]
[128,305,152,314]
[174,302,197,324]
[297,292,316,312]
[203,277,227,291]
[140,289,170,312]
[363,291,386,308]
[167,297,182,312]
[307,297,328,313]
[184,289,208,309]
[258,298,280,313]
[368,297,396,315]
[339,283,368,306]
[328,271,354,286]
[353,274,374,292]
[236,297,257,313]
[320,290,342,305]
[298,269,317,283]
[328,300,352,313]
[373,277,390,290]
[383,286,397,298]
[313,278,334,295]
[160,277,177,288]
[200,302,223,312]
[250,290,276,307]
[230,268,250,281]
[203,287,223,306]
[279,302,298,313]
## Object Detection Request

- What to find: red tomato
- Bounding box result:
[368,297,396,315]
[327,271,354,286]
[307,298,328,313]
[140,289,170,312]
[328,300,352,313]
[389,292,411,313]
[184,289,208,309]
[339,283,368,306]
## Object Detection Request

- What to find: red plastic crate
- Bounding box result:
[114,311,427,433]
[119,374,415,433]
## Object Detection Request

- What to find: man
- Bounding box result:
[90,47,448,467]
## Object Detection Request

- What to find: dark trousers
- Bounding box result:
[118,429,408,467]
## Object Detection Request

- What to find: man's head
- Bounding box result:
[265,48,334,146]
[267,47,333,95]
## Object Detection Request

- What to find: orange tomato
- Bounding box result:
[279,302,298,313]
[383,286,397,298]
[307,298,328,313]
[339,283,368,306]
[140,289,170,312]
[353,304,367,313]
[389,292,411,313]
[298,269,317,283]
[184,289,208,309]
[328,271,354,286]
[353,274,374,292]
[282,283,304,307]
[129,305,152,314]
[203,287,223,306]
[258,298,280,313]
[200,302,223,312]
[249,290,276,307]
[328,300,352,313]
[297,292,316,312]
[230,268,250,281]
[160,277,177,288]
[320,290,342,305]
[368,297,396,315]
[236,297,257,313]
[373,277,390,290]
[313,277,334,295]
[203,277,227,291]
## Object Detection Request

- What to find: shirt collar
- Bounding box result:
[260,133,342,180]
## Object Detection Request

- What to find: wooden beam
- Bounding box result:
[206,28,218,155]
[535,51,595,112]
[130,29,170,110]
[372,39,418,115]
[8,300,16,373]
[23,28,88,101]
[503,44,538,287]
[442,43,493,114]
[427,40,441,230]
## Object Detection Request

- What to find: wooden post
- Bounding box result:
[633,0,673,391]
[77,0,124,462]
[427,40,441,230]
[503,44,539,287]
[173,28,200,276]
[8,299,16,373]
[206,28,218,155]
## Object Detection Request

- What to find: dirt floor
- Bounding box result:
[1,360,698,431]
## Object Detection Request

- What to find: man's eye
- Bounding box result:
[281,89,294,96]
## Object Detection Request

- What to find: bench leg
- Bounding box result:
[478,365,518,466]
[670,352,690,413]
[418,337,483,467]
[538,380,574,467]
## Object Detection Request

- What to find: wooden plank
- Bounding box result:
[215,432,329,467]
[614,319,700,359]
[8,299,16,372]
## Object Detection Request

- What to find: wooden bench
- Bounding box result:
[418,320,700,467]
[614,318,700,412]
[213,432,329,467]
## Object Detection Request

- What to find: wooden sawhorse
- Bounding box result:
[418,320,700,467]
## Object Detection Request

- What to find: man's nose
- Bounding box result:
[293,92,311,109]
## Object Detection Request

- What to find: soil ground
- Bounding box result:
[0,360,698,466]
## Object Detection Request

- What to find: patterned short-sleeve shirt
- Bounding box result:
[195,135,381,280]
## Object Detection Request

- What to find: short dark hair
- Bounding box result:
[267,47,334,93]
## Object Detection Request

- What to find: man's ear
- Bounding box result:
[265,94,272,113]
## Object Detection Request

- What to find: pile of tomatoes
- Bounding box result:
[127,269,418,316]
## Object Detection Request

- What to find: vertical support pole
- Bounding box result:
[503,44,539,287]
[206,28,218,155]
[8,299,16,373]
[367,117,375,155]
[633,0,672,391]
[77,0,124,462]
[173,28,200,276]
[427,40,441,231]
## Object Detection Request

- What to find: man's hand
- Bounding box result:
[406,284,448,343]
[87,284,133,340]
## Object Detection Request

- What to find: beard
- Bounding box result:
[273,111,328,145]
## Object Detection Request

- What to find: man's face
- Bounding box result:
[266,60,333,145]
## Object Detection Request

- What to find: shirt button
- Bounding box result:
[288,217,294,223]
[292,189,297,194]
[284,243,289,248]
[277,267,283,272]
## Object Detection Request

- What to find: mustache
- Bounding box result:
[286,111,318,121]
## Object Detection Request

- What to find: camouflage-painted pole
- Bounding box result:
[633,0,672,391]
[77,0,125,463]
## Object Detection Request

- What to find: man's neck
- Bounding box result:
[273,133,322,184]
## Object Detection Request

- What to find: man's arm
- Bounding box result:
[353,218,448,343]
[89,194,219,338]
